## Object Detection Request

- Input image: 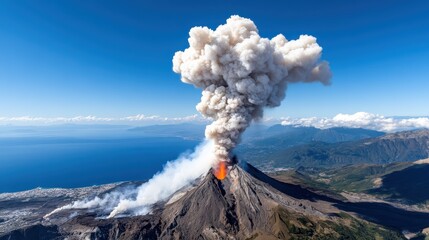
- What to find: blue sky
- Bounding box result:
[0,0,428,119]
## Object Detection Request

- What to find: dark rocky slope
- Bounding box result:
[2,163,408,240]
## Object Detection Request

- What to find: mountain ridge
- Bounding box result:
[2,162,412,240]
[243,129,429,169]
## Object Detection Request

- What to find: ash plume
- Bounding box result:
[173,15,331,163]
[46,15,331,219]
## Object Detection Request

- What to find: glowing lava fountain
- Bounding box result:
[214,161,228,180]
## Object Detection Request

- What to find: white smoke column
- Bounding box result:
[173,15,331,163]
[45,141,216,218]
[108,140,215,217]
[44,191,130,219]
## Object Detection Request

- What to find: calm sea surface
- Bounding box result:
[0,136,199,193]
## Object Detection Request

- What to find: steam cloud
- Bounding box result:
[45,141,215,218]
[173,15,331,163]
[108,141,215,217]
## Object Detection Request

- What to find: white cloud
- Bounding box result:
[2,112,427,132]
[281,112,429,132]
[121,114,205,122]
[120,114,162,121]
[0,114,206,125]
[0,116,114,123]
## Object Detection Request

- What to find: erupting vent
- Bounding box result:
[213,161,227,180]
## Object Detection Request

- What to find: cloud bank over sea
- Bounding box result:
[1,112,428,133]
[281,112,429,132]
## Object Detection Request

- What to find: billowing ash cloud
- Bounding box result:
[46,15,331,219]
[173,15,331,162]
[281,112,429,132]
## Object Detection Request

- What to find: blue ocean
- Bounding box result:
[0,126,200,193]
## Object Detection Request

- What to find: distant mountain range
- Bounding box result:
[128,123,206,140]
[243,125,385,143]
[239,128,429,170]
[129,124,429,170]
[129,123,386,143]
[3,123,428,171]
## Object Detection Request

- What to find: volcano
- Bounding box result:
[1,163,408,239]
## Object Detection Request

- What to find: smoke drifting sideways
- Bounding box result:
[45,141,216,219]
[173,15,331,163]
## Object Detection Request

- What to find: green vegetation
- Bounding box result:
[271,161,429,206]
[316,162,411,193]
[270,206,405,239]
[238,129,429,170]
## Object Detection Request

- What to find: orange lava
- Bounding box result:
[214,161,228,180]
